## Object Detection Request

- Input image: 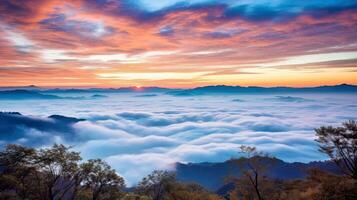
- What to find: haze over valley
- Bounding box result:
[1,85,356,185]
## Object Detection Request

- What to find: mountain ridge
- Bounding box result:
[0,90,62,100]
[169,84,357,96]
[175,156,341,191]
[1,84,356,100]
[1,84,356,92]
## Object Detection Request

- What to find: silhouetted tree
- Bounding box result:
[226,145,278,200]
[137,170,221,200]
[36,144,82,200]
[237,145,267,200]
[0,144,37,199]
[315,120,357,179]
[80,159,125,200]
[137,170,176,200]
[166,182,222,200]
[121,193,152,200]
[0,144,126,200]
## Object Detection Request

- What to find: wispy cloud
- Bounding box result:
[97,71,210,80]
[255,51,357,67]
[0,0,357,87]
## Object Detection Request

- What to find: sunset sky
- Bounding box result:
[1,0,357,88]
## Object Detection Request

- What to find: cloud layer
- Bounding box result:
[1,93,356,185]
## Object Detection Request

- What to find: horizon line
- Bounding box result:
[0,83,356,90]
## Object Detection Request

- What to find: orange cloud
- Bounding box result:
[0,0,356,87]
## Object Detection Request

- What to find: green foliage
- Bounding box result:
[137,170,222,200]
[36,144,82,199]
[0,144,125,200]
[80,159,125,200]
[0,144,222,200]
[0,144,38,199]
[136,170,176,200]
[122,193,153,200]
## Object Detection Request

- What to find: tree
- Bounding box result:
[307,169,357,200]
[80,159,125,200]
[315,120,357,179]
[36,144,82,200]
[137,170,221,200]
[238,145,268,200]
[121,193,152,200]
[0,144,126,200]
[136,170,176,200]
[0,144,37,199]
[227,145,277,200]
[166,182,222,200]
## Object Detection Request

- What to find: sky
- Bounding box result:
[1,93,356,185]
[1,0,357,88]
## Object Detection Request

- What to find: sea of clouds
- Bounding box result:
[1,93,356,185]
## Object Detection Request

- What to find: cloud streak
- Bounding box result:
[0,0,357,87]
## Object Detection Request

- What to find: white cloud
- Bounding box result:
[41,49,75,62]
[97,71,209,80]
[86,50,178,64]
[106,153,177,186]
[1,93,356,185]
[2,25,35,52]
[255,51,357,67]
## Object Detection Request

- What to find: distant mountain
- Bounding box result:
[48,115,85,123]
[0,112,85,146]
[44,87,176,93]
[0,85,40,91]
[0,86,177,94]
[175,156,341,191]
[134,94,158,97]
[0,90,62,100]
[1,84,356,96]
[168,84,357,96]
[91,94,107,99]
